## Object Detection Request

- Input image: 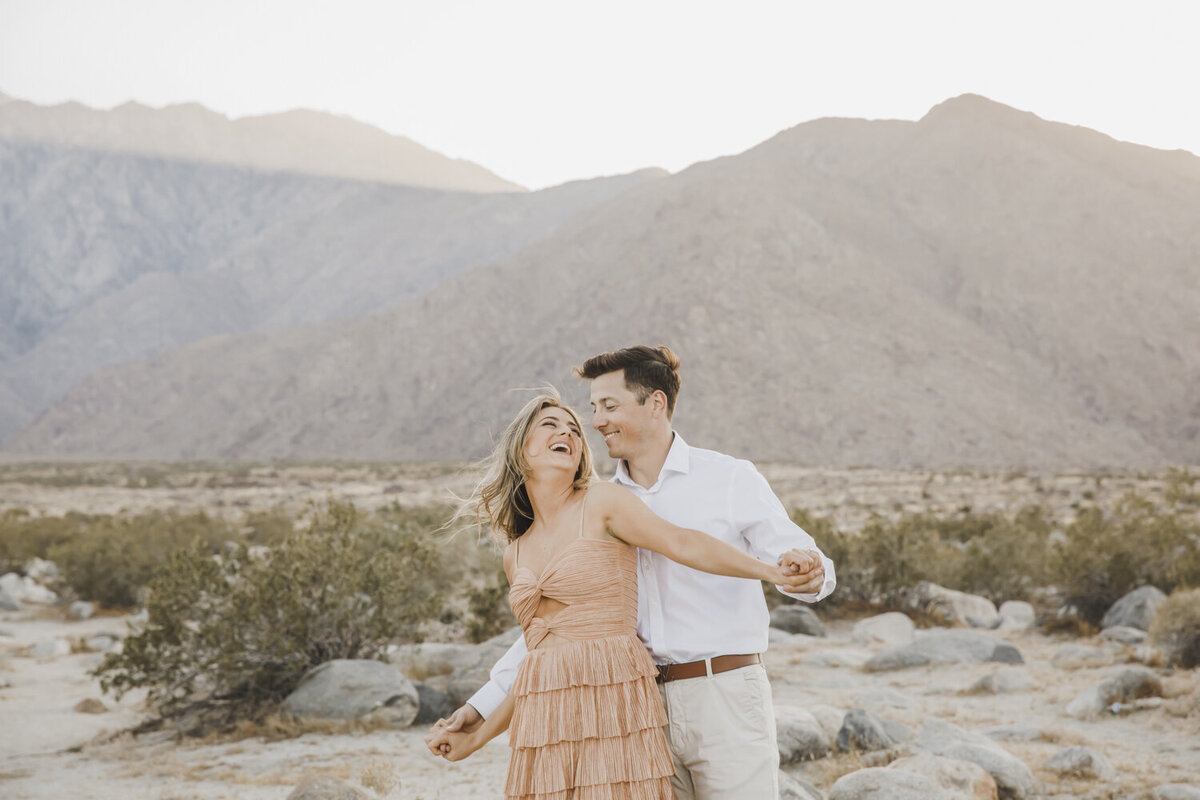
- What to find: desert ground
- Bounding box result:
[1,464,1197,799]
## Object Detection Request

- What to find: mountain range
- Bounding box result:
[2,92,1197,467]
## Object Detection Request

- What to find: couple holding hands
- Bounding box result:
[425,345,835,799]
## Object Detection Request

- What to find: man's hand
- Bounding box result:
[777,548,825,595]
[425,704,483,756]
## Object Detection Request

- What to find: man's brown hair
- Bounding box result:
[574,345,682,417]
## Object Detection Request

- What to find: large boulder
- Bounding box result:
[1102,585,1167,631]
[771,605,826,637]
[852,612,915,647]
[912,718,1035,800]
[29,638,71,658]
[864,631,1021,672]
[412,682,456,726]
[283,659,419,727]
[835,709,912,753]
[0,590,20,612]
[68,601,95,620]
[904,582,999,628]
[887,754,999,800]
[996,601,1035,631]
[778,771,824,800]
[1065,666,1164,719]
[829,767,949,800]
[392,628,522,707]
[0,572,57,604]
[1045,746,1117,780]
[1100,625,1147,646]
[775,705,832,763]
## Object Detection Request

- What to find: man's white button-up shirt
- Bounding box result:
[467,433,836,719]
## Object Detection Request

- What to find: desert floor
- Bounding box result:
[1,465,1197,799]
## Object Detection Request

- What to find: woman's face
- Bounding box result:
[523,406,583,476]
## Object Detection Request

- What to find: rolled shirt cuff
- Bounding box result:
[466,680,507,720]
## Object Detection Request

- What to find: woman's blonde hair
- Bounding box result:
[460,389,595,544]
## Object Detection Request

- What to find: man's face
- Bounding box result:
[589,370,654,460]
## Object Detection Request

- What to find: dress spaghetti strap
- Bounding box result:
[578,491,588,539]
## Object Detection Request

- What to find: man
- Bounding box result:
[427,345,835,798]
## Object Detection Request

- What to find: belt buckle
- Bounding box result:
[656,663,671,684]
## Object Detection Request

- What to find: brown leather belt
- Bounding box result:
[656,653,761,684]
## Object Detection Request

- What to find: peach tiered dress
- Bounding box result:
[506,496,675,800]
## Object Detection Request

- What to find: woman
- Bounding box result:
[437,390,788,799]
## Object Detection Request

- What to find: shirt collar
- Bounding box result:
[613,431,691,488]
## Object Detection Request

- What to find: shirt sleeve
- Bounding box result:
[730,460,836,603]
[466,632,528,719]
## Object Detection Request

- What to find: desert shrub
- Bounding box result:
[1149,589,1200,669]
[799,506,1055,607]
[466,564,518,643]
[1053,494,1200,624]
[48,510,235,607]
[95,499,449,729]
[0,509,94,573]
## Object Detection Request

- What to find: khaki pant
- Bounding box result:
[658,663,779,800]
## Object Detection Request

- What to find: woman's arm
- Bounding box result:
[593,484,787,585]
[441,690,515,762]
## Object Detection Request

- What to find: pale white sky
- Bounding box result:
[1,0,1197,189]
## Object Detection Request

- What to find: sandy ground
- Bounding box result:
[0,462,1182,532]
[1,466,1197,798]
[2,607,1198,800]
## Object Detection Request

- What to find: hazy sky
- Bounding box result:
[1,0,1197,189]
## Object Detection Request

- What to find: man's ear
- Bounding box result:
[650,390,668,418]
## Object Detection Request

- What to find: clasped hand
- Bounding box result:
[425,705,483,762]
[776,548,825,594]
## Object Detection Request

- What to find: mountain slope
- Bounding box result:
[7,96,1198,467]
[0,94,522,193]
[0,139,665,435]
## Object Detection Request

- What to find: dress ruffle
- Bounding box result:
[512,635,658,695]
[506,726,675,797]
[509,673,667,747]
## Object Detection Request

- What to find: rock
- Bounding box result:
[286,776,370,800]
[912,718,1035,800]
[1065,666,1164,719]
[771,605,826,637]
[0,675,11,688]
[905,582,1000,628]
[68,601,96,620]
[996,601,1035,631]
[775,705,832,763]
[1101,625,1148,645]
[835,709,910,753]
[888,754,999,800]
[390,642,479,680]
[0,572,57,604]
[85,633,121,652]
[283,659,419,727]
[852,612,915,647]
[864,630,1022,672]
[804,650,868,668]
[964,667,1034,695]
[1050,643,1112,669]
[778,771,824,800]
[29,638,71,658]
[412,682,456,726]
[829,767,949,800]
[1102,585,1167,631]
[808,704,846,743]
[852,688,917,711]
[74,697,108,714]
[1151,786,1200,800]
[23,557,59,582]
[1044,746,1117,780]
[769,628,813,646]
[0,590,20,612]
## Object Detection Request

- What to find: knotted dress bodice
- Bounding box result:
[510,537,638,650]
